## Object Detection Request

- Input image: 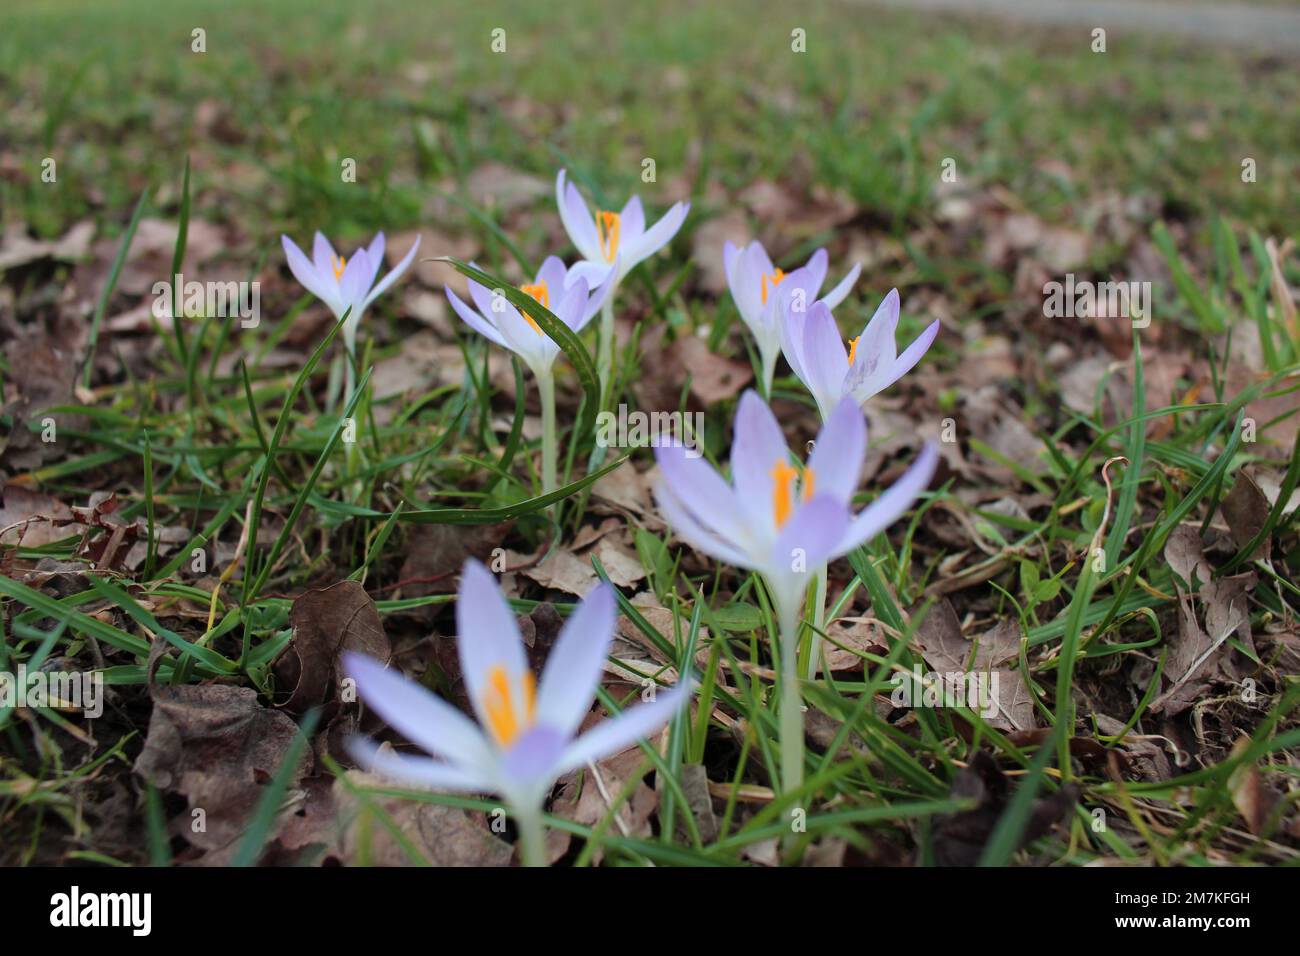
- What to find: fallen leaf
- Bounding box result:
[275,581,391,713]
[134,683,309,855]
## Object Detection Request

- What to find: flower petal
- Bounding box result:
[798,302,850,420]
[820,262,861,310]
[312,231,338,277]
[623,201,688,275]
[535,582,615,737]
[653,476,755,569]
[556,170,602,264]
[282,235,341,314]
[554,678,694,776]
[654,442,751,549]
[363,232,418,310]
[446,287,507,347]
[844,288,900,401]
[770,494,852,573]
[343,651,493,767]
[806,395,866,503]
[456,560,530,729]
[619,194,646,242]
[840,441,938,552]
[801,247,829,295]
[729,390,789,541]
[346,735,493,793]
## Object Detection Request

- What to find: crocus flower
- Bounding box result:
[281,231,420,402]
[556,170,690,288]
[723,241,860,396]
[445,255,609,495]
[654,391,936,794]
[344,560,693,865]
[281,231,420,354]
[555,169,690,393]
[782,290,940,422]
[445,255,608,380]
[654,390,936,625]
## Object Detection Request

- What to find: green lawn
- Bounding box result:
[1,0,1298,867]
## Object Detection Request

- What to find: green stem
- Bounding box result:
[760,348,778,402]
[804,563,828,681]
[515,806,547,868]
[537,369,557,498]
[597,286,617,404]
[777,599,804,797]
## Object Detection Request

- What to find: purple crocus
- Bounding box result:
[344,560,694,865]
[281,231,420,399]
[653,390,936,793]
[723,241,860,397]
[782,290,940,422]
[556,169,690,393]
[445,256,609,495]
[655,390,936,625]
[556,170,690,288]
[445,255,608,379]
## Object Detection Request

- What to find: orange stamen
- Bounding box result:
[596,210,620,262]
[760,269,787,305]
[332,255,347,280]
[771,459,797,528]
[482,664,536,747]
[519,280,550,336]
[847,335,860,366]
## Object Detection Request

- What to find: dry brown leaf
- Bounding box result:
[275,581,391,713]
[334,768,513,866]
[134,683,309,855]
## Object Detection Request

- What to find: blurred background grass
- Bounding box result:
[3,0,1296,247]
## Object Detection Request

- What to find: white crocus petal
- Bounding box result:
[569,259,615,296]
[346,735,495,793]
[456,560,530,731]
[623,200,688,277]
[801,247,829,293]
[556,170,603,264]
[342,652,493,768]
[769,495,851,575]
[728,390,790,542]
[577,264,615,323]
[619,194,646,243]
[281,235,342,313]
[446,287,508,347]
[820,262,861,310]
[857,318,942,402]
[364,233,419,310]
[534,584,616,738]
[807,396,867,503]
[654,442,753,549]
[844,288,901,398]
[840,441,939,552]
[653,477,755,569]
[554,679,695,776]
[312,231,339,279]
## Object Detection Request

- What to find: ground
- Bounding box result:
[0,0,1298,866]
